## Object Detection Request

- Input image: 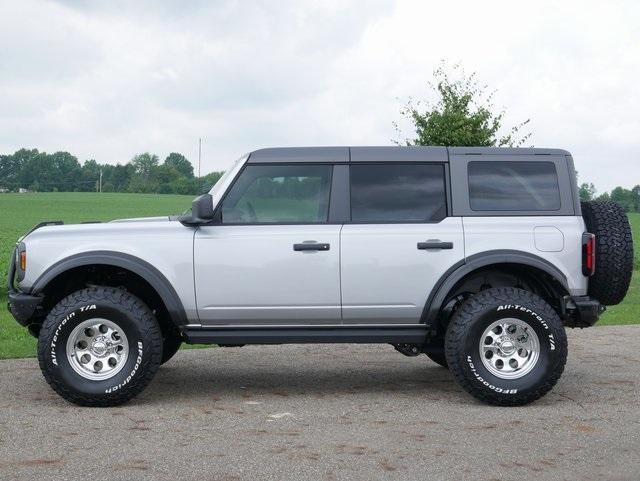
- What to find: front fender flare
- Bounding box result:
[31,251,188,327]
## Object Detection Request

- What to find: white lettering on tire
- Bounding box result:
[496,305,556,350]
[467,356,518,394]
[49,305,98,366]
[105,341,143,394]
[50,311,76,366]
[496,304,547,328]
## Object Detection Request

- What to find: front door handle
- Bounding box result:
[293,242,330,252]
[417,240,453,250]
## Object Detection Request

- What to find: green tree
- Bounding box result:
[129,153,160,193]
[164,153,194,179]
[579,182,597,201]
[395,63,531,147]
[632,185,640,212]
[131,153,159,181]
[610,186,634,211]
[200,171,224,193]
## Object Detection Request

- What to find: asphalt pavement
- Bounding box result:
[0,326,639,481]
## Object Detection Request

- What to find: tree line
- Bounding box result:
[2,65,639,209]
[579,182,640,212]
[0,148,224,195]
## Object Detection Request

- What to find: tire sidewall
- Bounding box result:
[40,301,152,397]
[454,301,563,397]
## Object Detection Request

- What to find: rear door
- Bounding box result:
[340,158,464,324]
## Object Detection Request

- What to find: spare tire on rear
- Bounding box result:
[581,201,633,305]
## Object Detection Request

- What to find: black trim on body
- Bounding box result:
[30,251,188,327]
[565,296,603,327]
[328,164,350,223]
[7,246,17,292]
[421,250,570,328]
[7,290,43,328]
[183,324,428,345]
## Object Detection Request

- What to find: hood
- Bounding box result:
[110,216,171,223]
[20,216,178,242]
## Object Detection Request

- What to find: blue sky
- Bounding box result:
[1,0,638,192]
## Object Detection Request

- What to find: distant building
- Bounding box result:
[0,187,9,193]
[18,188,29,193]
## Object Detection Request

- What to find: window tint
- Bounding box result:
[221,164,332,224]
[350,164,446,222]
[468,161,560,211]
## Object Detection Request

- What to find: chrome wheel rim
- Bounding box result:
[66,318,129,381]
[479,318,540,380]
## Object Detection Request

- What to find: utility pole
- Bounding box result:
[98,169,103,193]
[198,138,202,178]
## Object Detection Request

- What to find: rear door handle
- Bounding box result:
[293,242,330,251]
[417,240,453,250]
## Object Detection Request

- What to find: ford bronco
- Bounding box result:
[7,146,634,406]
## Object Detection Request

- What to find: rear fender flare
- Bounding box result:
[422,250,569,328]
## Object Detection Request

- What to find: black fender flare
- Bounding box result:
[421,250,569,328]
[31,251,188,327]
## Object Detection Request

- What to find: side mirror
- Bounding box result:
[179,194,216,226]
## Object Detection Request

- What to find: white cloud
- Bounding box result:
[0,0,638,192]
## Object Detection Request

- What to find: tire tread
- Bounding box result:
[445,287,568,406]
[37,287,162,407]
[581,201,633,306]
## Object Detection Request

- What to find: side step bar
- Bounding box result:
[182,325,429,345]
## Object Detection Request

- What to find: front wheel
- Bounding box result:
[37,287,163,407]
[445,287,567,406]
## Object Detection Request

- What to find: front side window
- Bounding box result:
[221,164,332,224]
[350,163,447,222]
[468,161,561,211]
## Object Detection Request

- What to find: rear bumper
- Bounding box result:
[563,295,605,327]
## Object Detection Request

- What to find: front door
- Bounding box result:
[194,163,341,325]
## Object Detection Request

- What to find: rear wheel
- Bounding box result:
[445,287,567,406]
[37,287,162,407]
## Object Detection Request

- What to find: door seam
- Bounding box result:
[339,223,344,324]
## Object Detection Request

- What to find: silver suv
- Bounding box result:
[7,146,634,406]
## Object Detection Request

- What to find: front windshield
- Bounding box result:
[209,155,247,198]
[179,155,247,216]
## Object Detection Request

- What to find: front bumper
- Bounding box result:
[7,289,43,328]
[7,244,44,336]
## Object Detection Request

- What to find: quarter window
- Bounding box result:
[221,164,332,224]
[468,161,561,211]
[350,164,447,222]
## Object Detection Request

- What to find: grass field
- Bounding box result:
[0,193,638,359]
[0,193,194,359]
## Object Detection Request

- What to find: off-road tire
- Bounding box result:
[161,328,182,365]
[445,287,567,406]
[37,287,162,407]
[581,200,633,305]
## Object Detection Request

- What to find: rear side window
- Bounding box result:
[468,161,561,211]
[350,164,446,222]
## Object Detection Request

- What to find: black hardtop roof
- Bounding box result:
[247,146,571,163]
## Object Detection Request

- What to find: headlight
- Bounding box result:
[15,242,26,283]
